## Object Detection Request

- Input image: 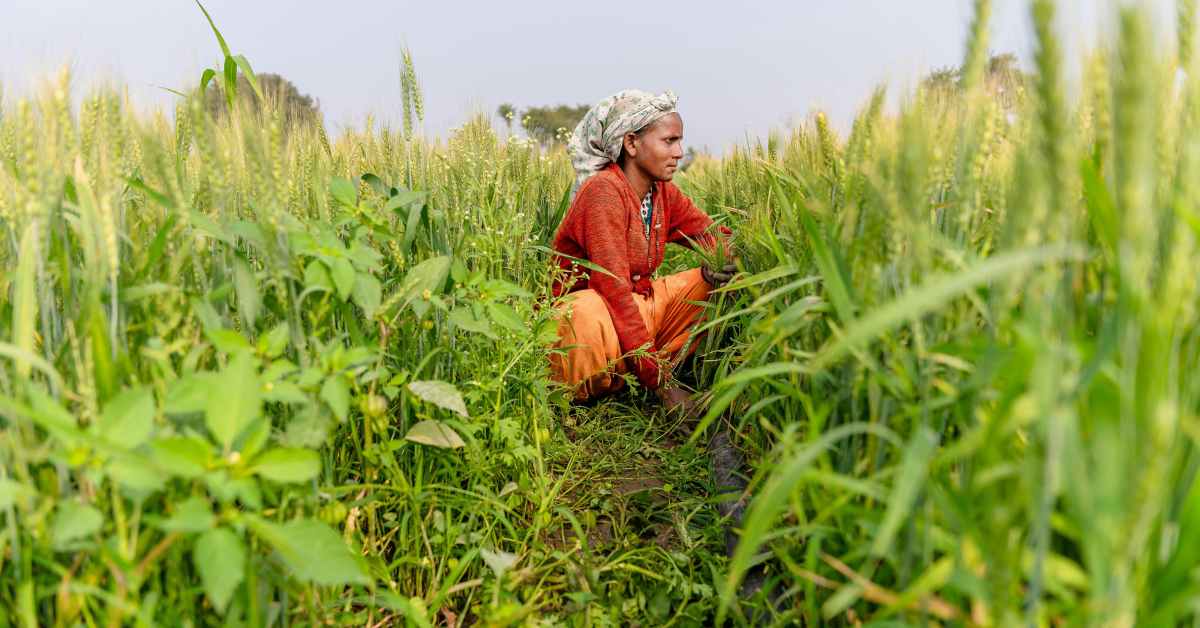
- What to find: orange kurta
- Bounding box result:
[550,268,710,400]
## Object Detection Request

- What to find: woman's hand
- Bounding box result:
[701,263,738,288]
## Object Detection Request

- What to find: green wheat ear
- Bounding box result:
[1031,0,1068,222]
[960,0,992,92]
[400,47,424,139]
[1180,0,1197,70]
[1113,7,1158,295]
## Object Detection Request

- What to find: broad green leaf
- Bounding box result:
[250,448,321,483]
[245,516,369,585]
[108,457,166,494]
[480,547,519,578]
[52,502,103,550]
[194,527,245,614]
[404,420,466,449]
[304,260,334,293]
[348,241,384,272]
[157,496,215,533]
[263,381,307,404]
[207,329,251,354]
[205,352,261,450]
[262,359,299,382]
[330,177,357,208]
[352,274,382,318]
[23,387,81,444]
[485,301,525,334]
[360,172,387,197]
[449,307,497,339]
[239,416,271,460]
[383,189,427,214]
[280,407,331,449]
[450,257,469,282]
[150,437,212,478]
[234,257,261,328]
[331,257,356,300]
[407,380,469,417]
[95,385,155,448]
[480,278,532,299]
[259,323,290,358]
[384,255,450,318]
[229,477,262,510]
[0,480,35,510]
[165,373,217,417]
[320,376,350,421]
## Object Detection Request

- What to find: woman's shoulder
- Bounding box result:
[580,169,624,195]
[573,171,627,207]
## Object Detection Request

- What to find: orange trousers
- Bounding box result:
[549,268,711,400]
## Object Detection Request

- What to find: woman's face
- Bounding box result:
[624,113,685,182]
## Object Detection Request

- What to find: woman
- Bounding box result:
[548,89,736,414]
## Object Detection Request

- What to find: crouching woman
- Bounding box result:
[548,89,735,415]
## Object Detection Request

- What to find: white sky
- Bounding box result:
[0,1,1180,152]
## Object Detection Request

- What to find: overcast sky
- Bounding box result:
[0,1,1179,152]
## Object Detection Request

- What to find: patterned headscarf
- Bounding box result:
[567,89,678,197]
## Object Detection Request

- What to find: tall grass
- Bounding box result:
[2,1,1200,625]
[677,1,1200,624]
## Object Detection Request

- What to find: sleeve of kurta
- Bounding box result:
[575,182,663,389]
[663,185,733,256]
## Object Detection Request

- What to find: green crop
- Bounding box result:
[2,0,1200,625]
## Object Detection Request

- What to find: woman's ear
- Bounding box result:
[622,132,638,158]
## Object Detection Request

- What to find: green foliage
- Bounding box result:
[3,0,1200,624]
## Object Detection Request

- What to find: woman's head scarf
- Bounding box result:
[567,89,678,197]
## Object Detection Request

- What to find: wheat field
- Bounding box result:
[1,0,1199,625]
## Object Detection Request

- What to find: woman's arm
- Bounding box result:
[663,184,733,255]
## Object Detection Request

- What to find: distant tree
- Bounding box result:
[205,72,322,126]
[520,103,590,145]
[678,146,700,172]
[920,52,1028,108]
[921,67,960,93]
[496,103,516,135]
[984,53,1025,108]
